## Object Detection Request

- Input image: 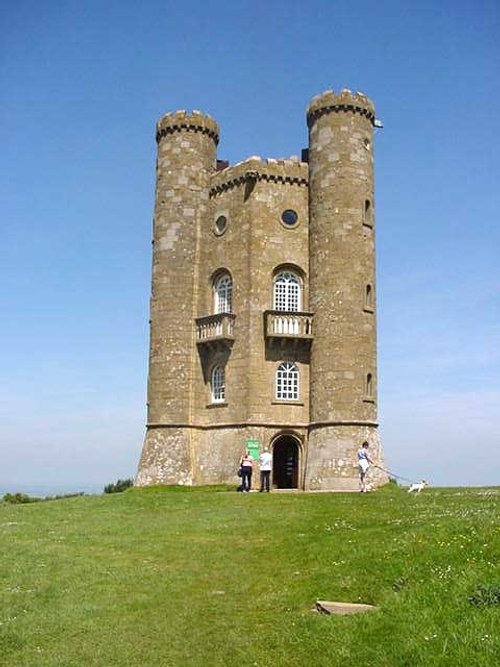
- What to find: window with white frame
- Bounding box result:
[276,362,299,400]
[273,272,301,311]
[214,274,232,314]
[211,365,225,402]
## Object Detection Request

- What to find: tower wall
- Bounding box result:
[306,90,387,489]
[136,111,218,486]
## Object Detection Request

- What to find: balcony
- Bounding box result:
[264,310,314,344]
[195,313,236,349]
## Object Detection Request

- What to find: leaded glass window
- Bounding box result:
[273,272,300,311]
[276,362,299,401]
[214,274,232,314]
[211,365,225,402]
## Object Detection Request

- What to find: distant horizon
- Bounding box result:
[1,481,499,499]
[0,482,105,497]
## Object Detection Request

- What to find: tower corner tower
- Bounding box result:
[136,109,219,487]
[306,88,388,490]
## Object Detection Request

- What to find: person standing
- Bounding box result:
[259,447,272,492]
[357,442,373,492]
[239,450,253,492]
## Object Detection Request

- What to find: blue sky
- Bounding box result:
[1,0,499,493]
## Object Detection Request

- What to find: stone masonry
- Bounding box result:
[136,89,389,491]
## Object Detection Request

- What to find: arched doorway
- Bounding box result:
[272,435,301,489]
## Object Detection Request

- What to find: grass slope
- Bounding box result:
[1,485,498,666]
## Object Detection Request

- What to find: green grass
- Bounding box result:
[1,485,498,666]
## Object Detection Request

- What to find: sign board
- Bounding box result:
[245,438,260,461]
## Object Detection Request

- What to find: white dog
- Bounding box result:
[408,480,428,493]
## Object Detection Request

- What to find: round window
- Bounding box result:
[281,209,298,227]
[214,215,228,236]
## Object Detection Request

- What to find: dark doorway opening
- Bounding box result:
[272,436,300,489]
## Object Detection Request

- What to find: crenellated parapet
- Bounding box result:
[156,110,219,144]
[210,155,308,196]
[307,88,375,128]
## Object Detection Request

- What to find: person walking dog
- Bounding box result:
[357,442,373,492]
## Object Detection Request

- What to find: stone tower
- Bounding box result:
[306,90,385,490]
[136,89,388,491]
[141,111,219,485]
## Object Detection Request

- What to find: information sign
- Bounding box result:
[245,438,260,461]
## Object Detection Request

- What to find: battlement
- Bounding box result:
[210,155,308,196]
[156,110,219,144]
[307,88,375,127]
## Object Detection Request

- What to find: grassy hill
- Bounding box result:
[1,485,498,666]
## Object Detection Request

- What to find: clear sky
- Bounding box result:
[1,0,499,493]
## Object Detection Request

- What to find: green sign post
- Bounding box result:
[245,438,260,461]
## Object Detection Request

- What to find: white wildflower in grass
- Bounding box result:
[324,520,355,532]
[431,564,452,579]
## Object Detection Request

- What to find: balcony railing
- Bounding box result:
[264,310,314,341]
[195,313,236,347]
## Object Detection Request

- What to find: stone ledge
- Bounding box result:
[271,401,305,407]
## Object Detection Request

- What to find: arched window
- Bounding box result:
[211,365,225,402]
[273,272,301,312]
[276,362,299,400]
[214,274,232,314]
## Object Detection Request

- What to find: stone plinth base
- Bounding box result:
[305,424,388,491]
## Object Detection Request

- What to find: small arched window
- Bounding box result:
[276,362,299,401]
[363,199,373,227]
[214,274,232,314]
[366,373,373,396]
[365,284,373,310]
[273,272,301,312]
[211,365,225,403]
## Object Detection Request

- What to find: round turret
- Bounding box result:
[306,87,385,490]
[137,109,219,486]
